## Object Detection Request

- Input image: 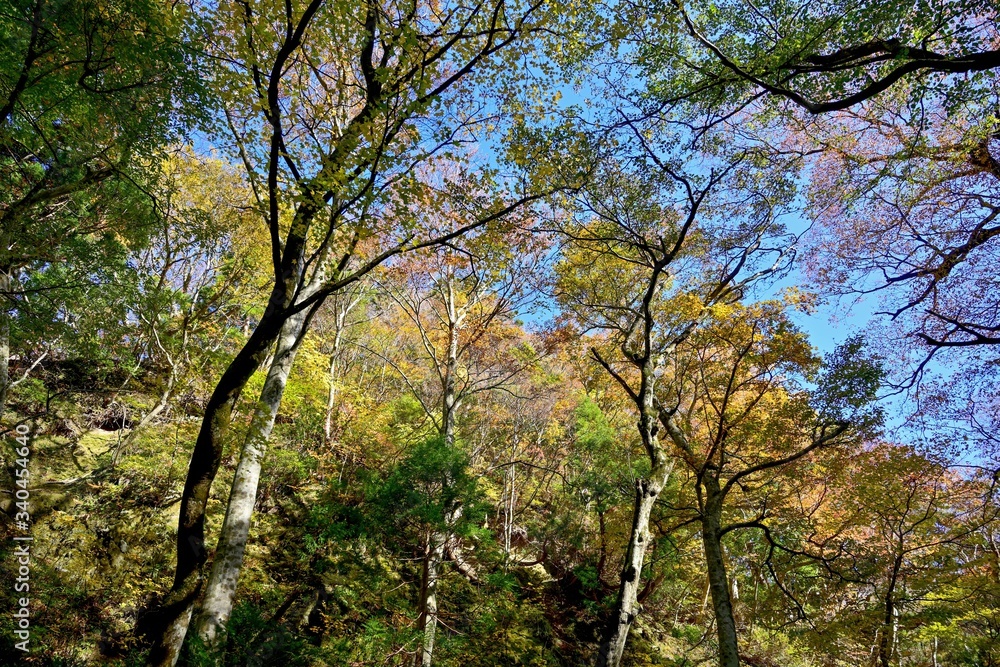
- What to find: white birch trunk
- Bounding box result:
[323,308,349,442]
[323,345,339,443]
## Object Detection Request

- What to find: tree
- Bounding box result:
[0,0,197,418]
[656,307,881,667]
[555,152,795,666]
[317,283,370,446]
[784,105,1000,467]
[363,434,489,664]
[143,0,582,660]
[630,0,1000,465]
[784,444,996,666]
[368,223,547,665]
[628,1,1000,373]
[115,148,270,463]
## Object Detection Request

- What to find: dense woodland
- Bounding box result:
[1,0,999,665]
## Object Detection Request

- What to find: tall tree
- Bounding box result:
[373,224,545,665]
[629,0,1000,377]
[555,154,794,666]
[657,306,882,666]
[141,0,580,661]
[631,0,1000,464]
[788,107,1000,464]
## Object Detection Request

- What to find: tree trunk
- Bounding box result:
[191,307,311,644]
[597,355,675,667]
[702,481,740,667]
[415,278,463,667]
[596,459,672,667]
[877,596,896,667]
[324,350,339,443]
[414,427,454,667]
[414,529,447,667]
[139,303,291,666]
[323,323,345,443]
[441,278,460,447]
[323,289,363,443]
[878,558,902,667]
[140,197,321,665]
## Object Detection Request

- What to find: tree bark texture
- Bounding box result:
[701,480,740,667]
[596,459,672,667]
[191,306,311,644]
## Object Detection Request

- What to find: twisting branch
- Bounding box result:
[672,0,1000,113]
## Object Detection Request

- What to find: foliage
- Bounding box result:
[1,1,999,666]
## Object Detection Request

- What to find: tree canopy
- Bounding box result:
[1,1,999,666]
